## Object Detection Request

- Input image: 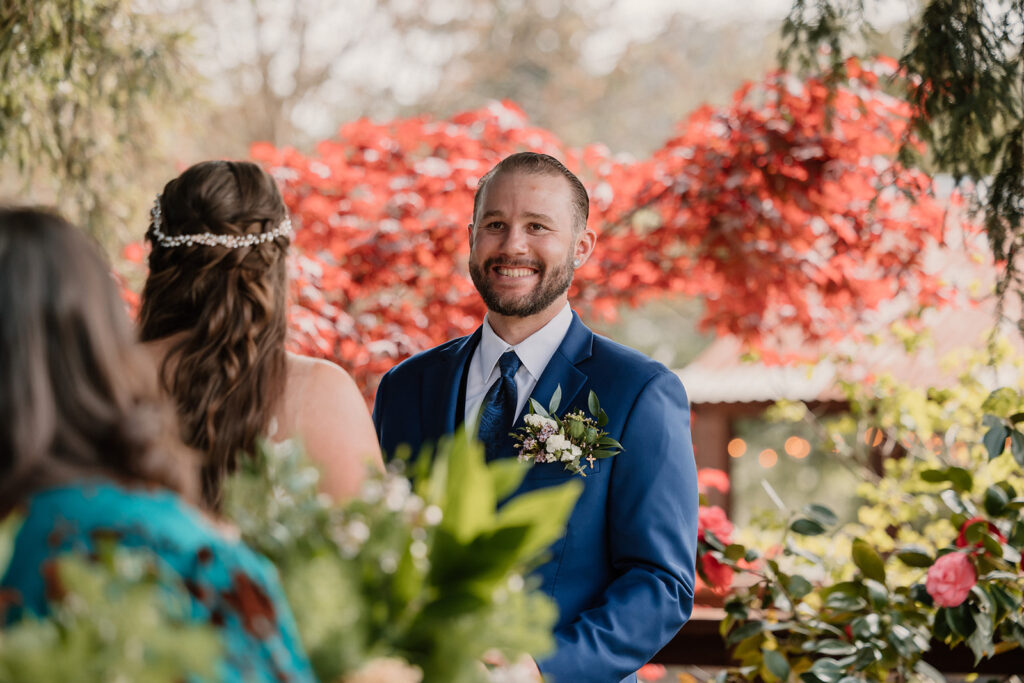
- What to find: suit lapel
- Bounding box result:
[514,312,594,432]
[421,327,481,438]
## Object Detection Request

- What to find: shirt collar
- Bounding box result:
[478,303,573,383]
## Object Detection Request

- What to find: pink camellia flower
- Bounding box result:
[637,663,667,681]
[697,467,730,494]
[698,505,734,545]
[926,552,976,607]
[700,552,734,592]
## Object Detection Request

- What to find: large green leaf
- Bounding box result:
[489,458,530,501]
[763,649,790,681]
[548,385,562,414]
[851,538,886,583]
[726,620,765,645]
[895,545,934,568]
[1011,430,1024,467]
[803,503,838,527]
[983,424,1010,460]
[494,479,582,560]
[429,525,535,586]
[790,517,827,536]
[966,607,994,663]
[442,434,495,543]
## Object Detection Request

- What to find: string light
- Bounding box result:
[785,436,811,459]
[758,448,778,468]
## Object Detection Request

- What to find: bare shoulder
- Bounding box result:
[286,353,360,401]
[282,353,383,497]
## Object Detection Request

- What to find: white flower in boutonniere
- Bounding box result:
[512,385,622,477]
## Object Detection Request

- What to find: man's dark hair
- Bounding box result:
[472,152,589,234]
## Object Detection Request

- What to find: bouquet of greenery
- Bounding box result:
[221,429,582,682]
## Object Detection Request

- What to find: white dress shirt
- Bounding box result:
[464,303,574,427]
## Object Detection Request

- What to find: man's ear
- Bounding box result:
[574,227,597,265]
[467,222,475,245]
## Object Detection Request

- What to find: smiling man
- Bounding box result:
[373,152,698,683]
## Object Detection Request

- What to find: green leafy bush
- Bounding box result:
[709,339,1024,682]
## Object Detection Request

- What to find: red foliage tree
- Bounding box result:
[232,59,966,395]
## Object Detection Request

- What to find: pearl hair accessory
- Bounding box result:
[149,194,292,249]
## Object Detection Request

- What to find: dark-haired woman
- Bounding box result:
[139,160,382,509]
[0,208,314,682]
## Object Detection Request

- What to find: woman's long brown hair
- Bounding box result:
[138,161,289,508]
[0,209,197,516]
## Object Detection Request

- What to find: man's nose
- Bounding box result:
[500,225,529,254]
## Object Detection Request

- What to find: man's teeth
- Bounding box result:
[496,267,534,277]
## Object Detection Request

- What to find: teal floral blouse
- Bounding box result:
[0,481,315,682]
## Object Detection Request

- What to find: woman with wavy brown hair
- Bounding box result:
[0,208,314,682]
[139,160,381,508]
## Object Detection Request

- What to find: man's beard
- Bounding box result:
[469,253,574,317]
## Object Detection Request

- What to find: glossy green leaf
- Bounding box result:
[812,639,857,656]
[852,538,886,583]
[850,613,881,639]
[984,424,1010,460]
[587,390,601,418]
[966,608,994,663]
[763,649,790,681]
[984,484,1010,516]
[724,543,746,561]
[726,620,765,645]
[786,574,813,600]
[943,604,976,640]
[803,503,838,527]
[864,578,888,610]
[790,517,826,536]
[1012,430,1024,467]
[895,545,934,568]
[824,592,866,611]
[940,489,968,515]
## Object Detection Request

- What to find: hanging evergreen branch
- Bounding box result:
[781,0,1024,329]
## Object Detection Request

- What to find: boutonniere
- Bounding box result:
[512,386,622,477]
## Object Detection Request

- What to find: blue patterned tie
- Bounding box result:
[477,350,521,461]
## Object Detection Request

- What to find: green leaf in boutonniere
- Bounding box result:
[548,385,562,415]
[528,398,551,419]
[588,390,609,427]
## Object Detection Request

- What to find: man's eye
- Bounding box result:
[485,221,504,230]
[529,223,548,231]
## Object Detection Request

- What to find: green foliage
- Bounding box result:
[714,341,1024,681]
[222,431,581,683]
[0,1,191,245]
[0,546,221,682]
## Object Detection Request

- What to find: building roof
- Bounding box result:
[677,290,1018,406]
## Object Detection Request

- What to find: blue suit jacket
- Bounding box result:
[372,313,698,683]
